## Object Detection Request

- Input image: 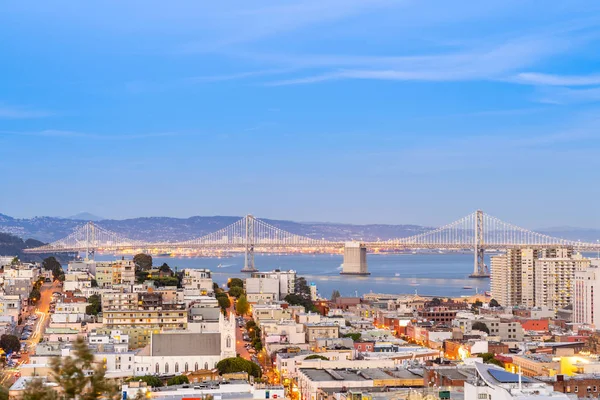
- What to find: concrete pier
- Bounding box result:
[340,242,370,275]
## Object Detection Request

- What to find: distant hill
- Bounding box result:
[0,212,597,245]
[67,212,104,221]
[0,231,71,263]
[0,213,431,243]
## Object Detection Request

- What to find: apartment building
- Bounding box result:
[250,269,296,298]
[182,269,213,296]
[535,252,591,312]
[95,259,135,288]
[574,260,600,327]
[491,247,590,310]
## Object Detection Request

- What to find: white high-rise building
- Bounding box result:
[574,260,600,327]
[535,252,590,312]
[490,249,537,307]
[491,247,589,310]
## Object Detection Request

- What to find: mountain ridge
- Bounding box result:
[0,213,599,244]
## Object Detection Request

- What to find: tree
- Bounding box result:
[28,288,41,305]
[481,352,504,368]
[236,295,250,316]
[22,378,58,400]
[229,286,243,298]
[0,385,8,400]
[330,290,341,302]
[228,278,244,289]
[342,333,361,342]
[252,337,263,351]
[0,334,21,354]
[133,253,153,271]
[213,282,219,292]
[429,297,442,306]
[246,320,257,330]
[167,375,189,386]
[47,337,118,399]
[216,357,261,378]
[11,257,19,266]
[472,321,490,334]
[217,295,231,311]
[90,279,98,288]
[42,257,64,281]
[158,263,173,276]
[86,294,102,316]
[489,298,500,308]
[305,354,328,361]
[129,375,163,388]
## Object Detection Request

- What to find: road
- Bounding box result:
[0,281,58,387]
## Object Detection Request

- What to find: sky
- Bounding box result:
[1,1,600,229]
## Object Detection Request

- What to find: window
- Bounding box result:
[165,363,169,373]
[575,387,578,393]
[226,336,232,348]
[175,363,179,373]
[195,362,199,371]
[185,363,189,372]
[204,362,209,370]
[478,394,487,399]
[155,363,159,374]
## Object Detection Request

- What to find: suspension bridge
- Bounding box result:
[23,210,600,277]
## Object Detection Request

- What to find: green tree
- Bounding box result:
[235,295,250,316]
[245,320,257,331]
[42,256,64,281]
[28,288,41,305]
[22,378,58,400]
[472,321,490,334]
[305,354,328,361]
[128,375,163,388]
[167,375,189,386]
[229,286,243,298]
[342,333,361,342]
[216,357,261,378]
[133,253,153,271]
[158,263,173,275]
[481,352,504,367]
[330,290,341,302]
[0,385,9,400]
[48,337,119,399]
[489,298,500,308]
[252,337,263,351]
[429,297,442,306]
[213,282,220,292]
[0,334,21,354]
[86,294,102,316]
[217,295,231,311]
[90,279,98,288]
[11,257,19,266]
[228,278,244,289]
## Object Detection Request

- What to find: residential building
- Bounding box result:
[245,276,280,302]
[535,252,590,312]
[574,260,600,328]
[305,322,339,344]
[182,269,213,296]
[490,248,538,307]
[250,269,296,298]
[94,259,135,288]
[464,362,569,400]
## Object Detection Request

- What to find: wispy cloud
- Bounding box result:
[263,34,572,86]
[0,130,179,140]
[515,72,600,86]
[0,104,55,119]
[535,86,600,104]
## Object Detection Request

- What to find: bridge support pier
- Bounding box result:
[340,242,370,275]
[470,210,490,278]
[241,214,258,273]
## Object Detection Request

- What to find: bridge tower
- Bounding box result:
[340,242,370,275]
[241,214,258,273]
[85,221,96,261]
[470,210,489,278]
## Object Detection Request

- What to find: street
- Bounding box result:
[0,281,58,387]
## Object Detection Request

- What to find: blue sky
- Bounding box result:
[1,1,600,228]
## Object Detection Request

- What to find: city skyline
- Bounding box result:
[2,1,600,227]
